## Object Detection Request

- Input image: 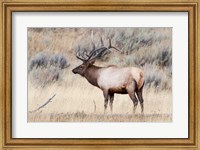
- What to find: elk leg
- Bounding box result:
[103,91,109,114]
[127,80,138,114]
[109,93,114,113]
[136,90,144,113]
[136,83,144,113]
[132,94,138,113]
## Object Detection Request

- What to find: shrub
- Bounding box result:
[143,64,172,91]
[50,54,68,69]
[29,52,48,71]
[29,53,69,71]
[156,47,172,68]
[28,52,69,87]
[29,66,61,87]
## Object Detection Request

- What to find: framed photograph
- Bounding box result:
[0,0,199,149]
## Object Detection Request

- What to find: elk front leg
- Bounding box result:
[103,91,109,114]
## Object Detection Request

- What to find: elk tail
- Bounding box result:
[138,72,144,90]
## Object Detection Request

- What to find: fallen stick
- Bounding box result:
[93,100,96,113]
[29,94,56,113]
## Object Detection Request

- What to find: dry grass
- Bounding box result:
[28,67,172,122]
[28,28,172,122]
[28,113,172,122]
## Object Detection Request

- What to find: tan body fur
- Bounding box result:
[97,66,144,93]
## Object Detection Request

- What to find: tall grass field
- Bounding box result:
[28,28,172,122]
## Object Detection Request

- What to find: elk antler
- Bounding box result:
[108,38,121,52]
[87,38,121,61]
[87,47,108,61]
[76,52,87,62]
[75,36,121,62]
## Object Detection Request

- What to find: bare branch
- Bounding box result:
[29,94,56,113]
[93,100,96,113]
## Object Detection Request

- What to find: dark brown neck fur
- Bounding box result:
[84,65,102,88]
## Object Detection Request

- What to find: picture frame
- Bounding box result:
[0,0,199,149]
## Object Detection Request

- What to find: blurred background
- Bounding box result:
[28,28,172,122]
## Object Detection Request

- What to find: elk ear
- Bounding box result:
[89,59,96,65]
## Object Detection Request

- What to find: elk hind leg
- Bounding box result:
[103,91,109,114]
[136,82,144,113]
[109,93,114,113]
[136,90,144,113]
[127,80,138,114]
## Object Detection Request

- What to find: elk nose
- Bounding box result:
[72,69,76,74]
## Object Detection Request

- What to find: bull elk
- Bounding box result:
[72,38,145,114]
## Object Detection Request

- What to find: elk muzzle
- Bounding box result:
[72,68,78,74]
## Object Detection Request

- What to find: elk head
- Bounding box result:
[72,59,95,76]
[72,38,120,76]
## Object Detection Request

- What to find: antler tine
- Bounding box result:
[110,46,121,52]
[88,47,108,61]
[91,41,95,51]
[100,36,104,47]
[87,48,102,60]
[76,52,86,62]
[91,31,95,51]
[86,37,121,62]
[86,31,96,58]
[108,38,121,52]
[108,38,111,48]
[86,36,106,61]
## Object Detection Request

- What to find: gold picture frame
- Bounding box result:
[0,0,199,149]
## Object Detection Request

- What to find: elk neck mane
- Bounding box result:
[83,64,102,88]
